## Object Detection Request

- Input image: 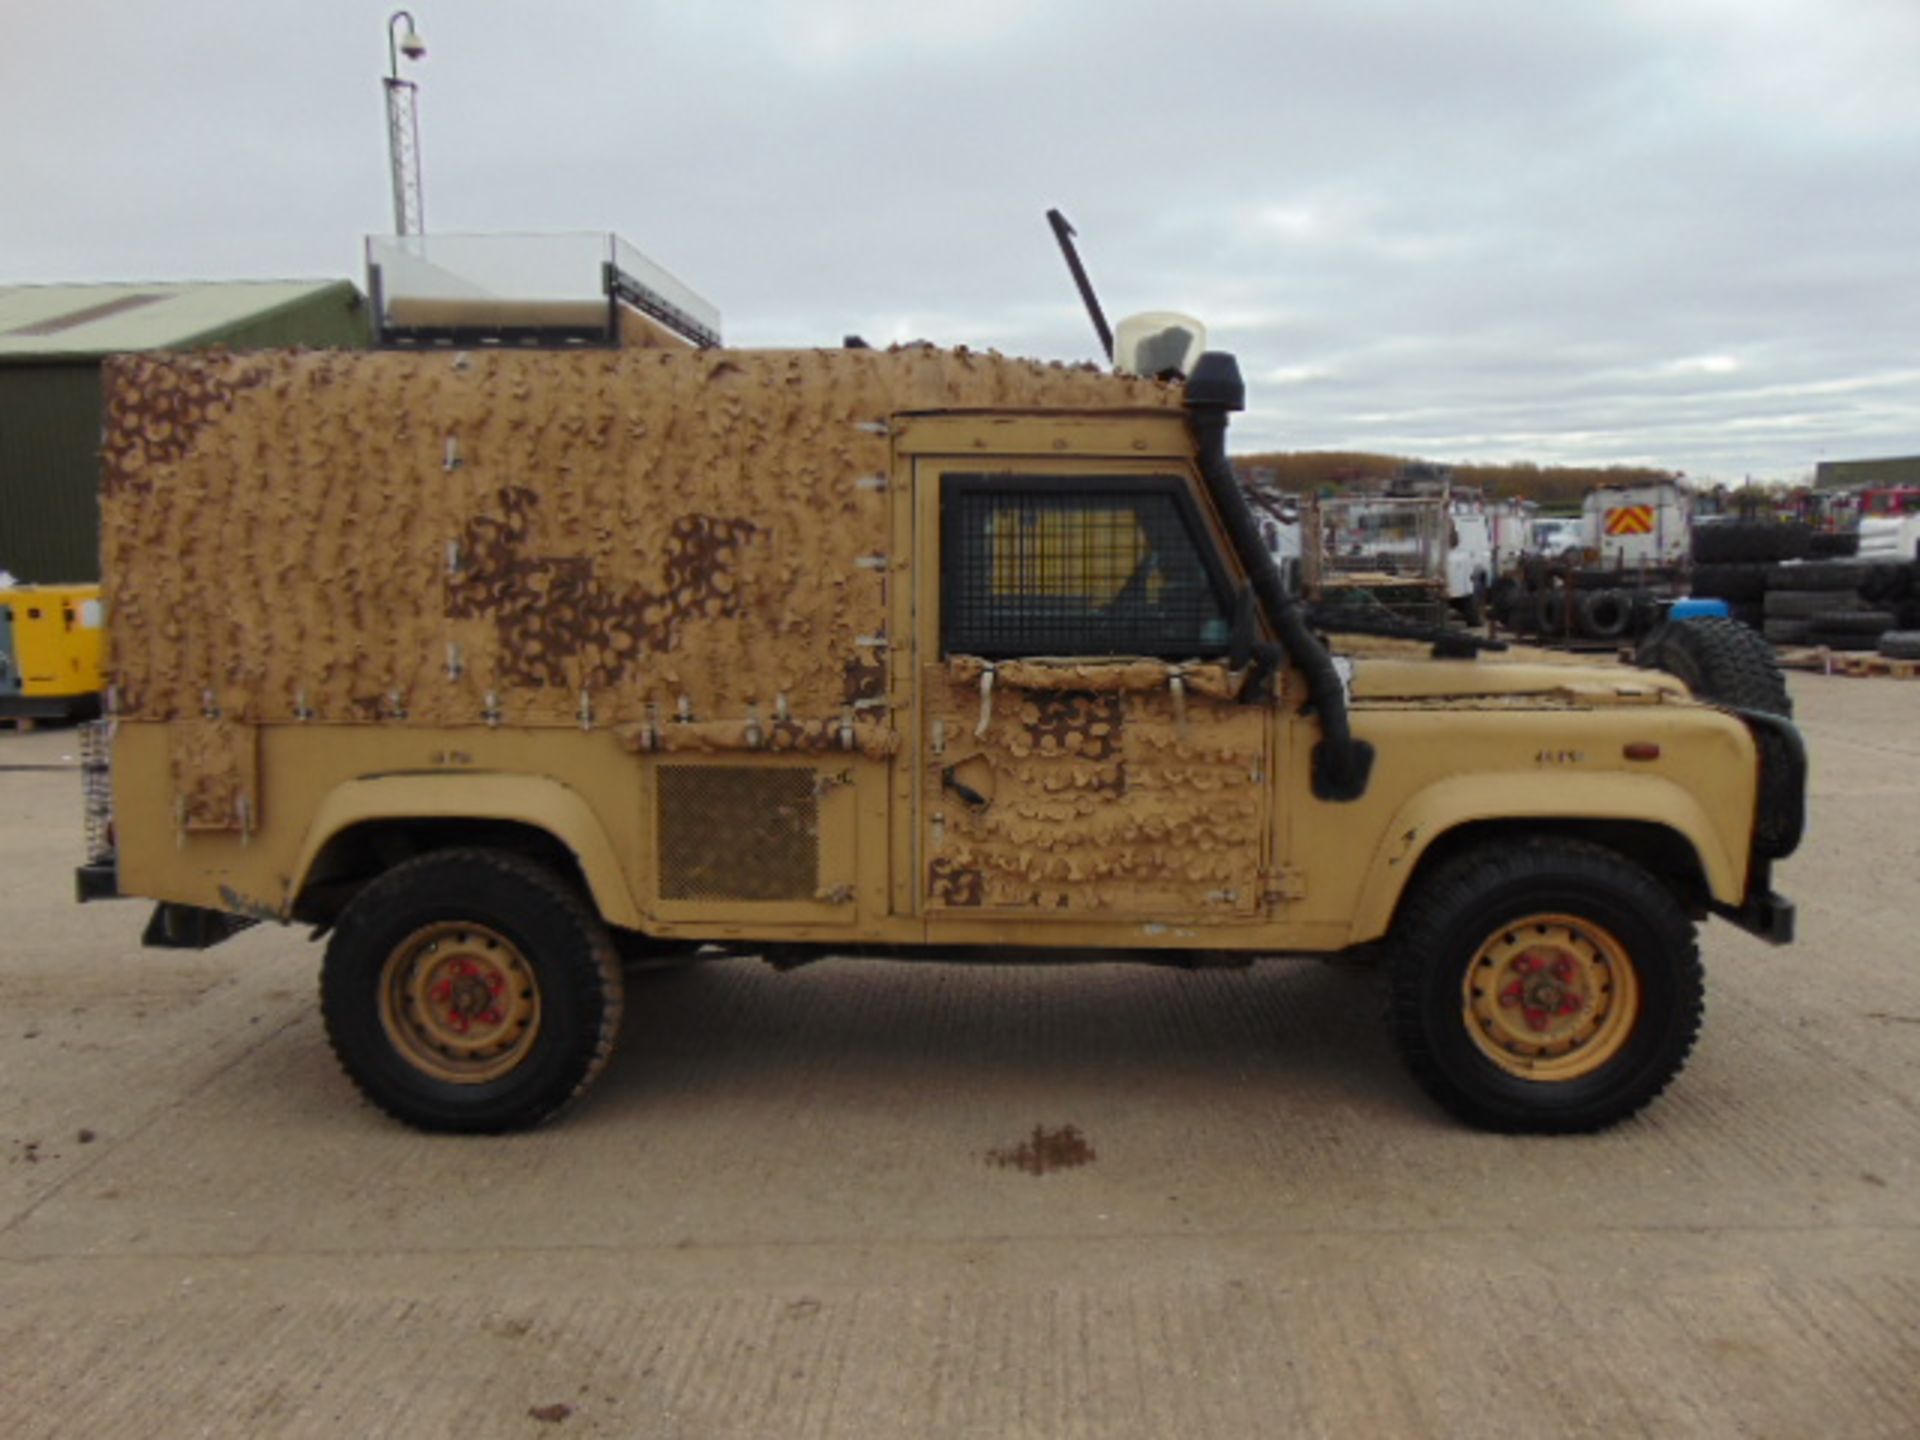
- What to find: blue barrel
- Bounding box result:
[1672,597,1731,619]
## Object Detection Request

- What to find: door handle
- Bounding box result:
[940,765,990,810]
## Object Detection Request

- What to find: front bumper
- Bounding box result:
[1711,865,1795,945]
[1716,705,1807,947]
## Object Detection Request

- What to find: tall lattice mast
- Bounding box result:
[384,12,427,236]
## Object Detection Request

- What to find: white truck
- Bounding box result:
[1583,482,1690,569]
[1856,486,1920,562]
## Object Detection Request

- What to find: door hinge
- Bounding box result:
[1262,867,1308,903]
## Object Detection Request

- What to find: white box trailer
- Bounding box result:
[1583,482,1691,567]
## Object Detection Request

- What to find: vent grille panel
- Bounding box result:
[657,765,819,902]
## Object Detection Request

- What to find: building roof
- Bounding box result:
[1814,455,1920,490]
[0,280,356,361]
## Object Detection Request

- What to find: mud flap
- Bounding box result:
[141,903,259,950]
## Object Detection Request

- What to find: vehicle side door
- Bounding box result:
[914,460,1271,923]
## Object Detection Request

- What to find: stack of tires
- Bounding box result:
[1689,522,1810,630]
[1763,559,1920,650]
[1491,579,1655,643]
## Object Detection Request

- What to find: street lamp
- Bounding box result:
[384,10,427,235]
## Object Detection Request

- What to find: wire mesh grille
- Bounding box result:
[943,484,1230,658]
[79,720,113,865]
[656,766,819,902]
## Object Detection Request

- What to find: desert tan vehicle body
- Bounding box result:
[81,344,1803,1133]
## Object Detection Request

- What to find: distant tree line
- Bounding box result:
[1233,451,1681,510]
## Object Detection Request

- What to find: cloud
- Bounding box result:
[0,0,1914,481]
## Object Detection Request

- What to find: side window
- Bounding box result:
[941,475,1233,659]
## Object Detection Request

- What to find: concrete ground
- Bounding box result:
[1,673,1915,1439]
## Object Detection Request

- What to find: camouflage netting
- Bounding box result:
[100,346,1182,743]
[922,659,1266,914]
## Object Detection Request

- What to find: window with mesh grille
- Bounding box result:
[656,765,819,902]
[941,477,1233,659]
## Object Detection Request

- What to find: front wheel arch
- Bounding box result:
[1384,817,1715,932]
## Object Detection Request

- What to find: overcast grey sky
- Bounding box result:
[5,0,1917,480]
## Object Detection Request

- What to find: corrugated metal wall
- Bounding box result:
[0,284,371,584]
[0,365,103,583]
[1814,456,1920,491]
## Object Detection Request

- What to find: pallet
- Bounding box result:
[1776,647,1920,678]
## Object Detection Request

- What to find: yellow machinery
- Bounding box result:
[0,584,105,720]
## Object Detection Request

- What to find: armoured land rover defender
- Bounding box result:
[74,338,1804,1135]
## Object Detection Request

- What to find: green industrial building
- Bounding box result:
[0,280,369,583]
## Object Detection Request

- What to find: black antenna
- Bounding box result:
[1046,208,1114,361]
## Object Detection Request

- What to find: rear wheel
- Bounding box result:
[321,848,623,1133]
[1387,841,1702,1133]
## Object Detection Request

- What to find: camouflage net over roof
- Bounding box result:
[100,345,1182,731]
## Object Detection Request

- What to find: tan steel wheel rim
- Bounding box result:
[1461,913,1640,1081]
[377,921,542,1084]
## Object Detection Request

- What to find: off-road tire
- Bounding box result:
[1811,609,1896,637]
[1807,531,1860,558]
[1534,589,1568,635]
[1387,841,1703,1133]
[1765,589,1856,619]
[321,848,624,1133]
[1688,562,1769,603]
[1878,631,1920,661]
[1576,589,1631,640]
[1859,561,1917,605]
[1806,631,1881,652]
[1766,560,1873,592]
[1692,522,1811,564]
[1636,615,1792,716]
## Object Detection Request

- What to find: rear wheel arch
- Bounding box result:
[289,776,642,930]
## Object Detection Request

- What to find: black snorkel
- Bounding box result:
[1185,353,1374,801]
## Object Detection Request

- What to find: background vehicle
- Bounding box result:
[1583,481,1691,568]
[0,582,104,723]
[1857,486,1920,561]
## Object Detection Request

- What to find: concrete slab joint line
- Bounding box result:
[0,675,1911,1436]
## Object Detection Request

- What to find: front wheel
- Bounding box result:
[321,848,624,1133]
[1387,840,1702,1133]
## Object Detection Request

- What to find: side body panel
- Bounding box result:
[1279,701,1759,947]
[113,721,883,943]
